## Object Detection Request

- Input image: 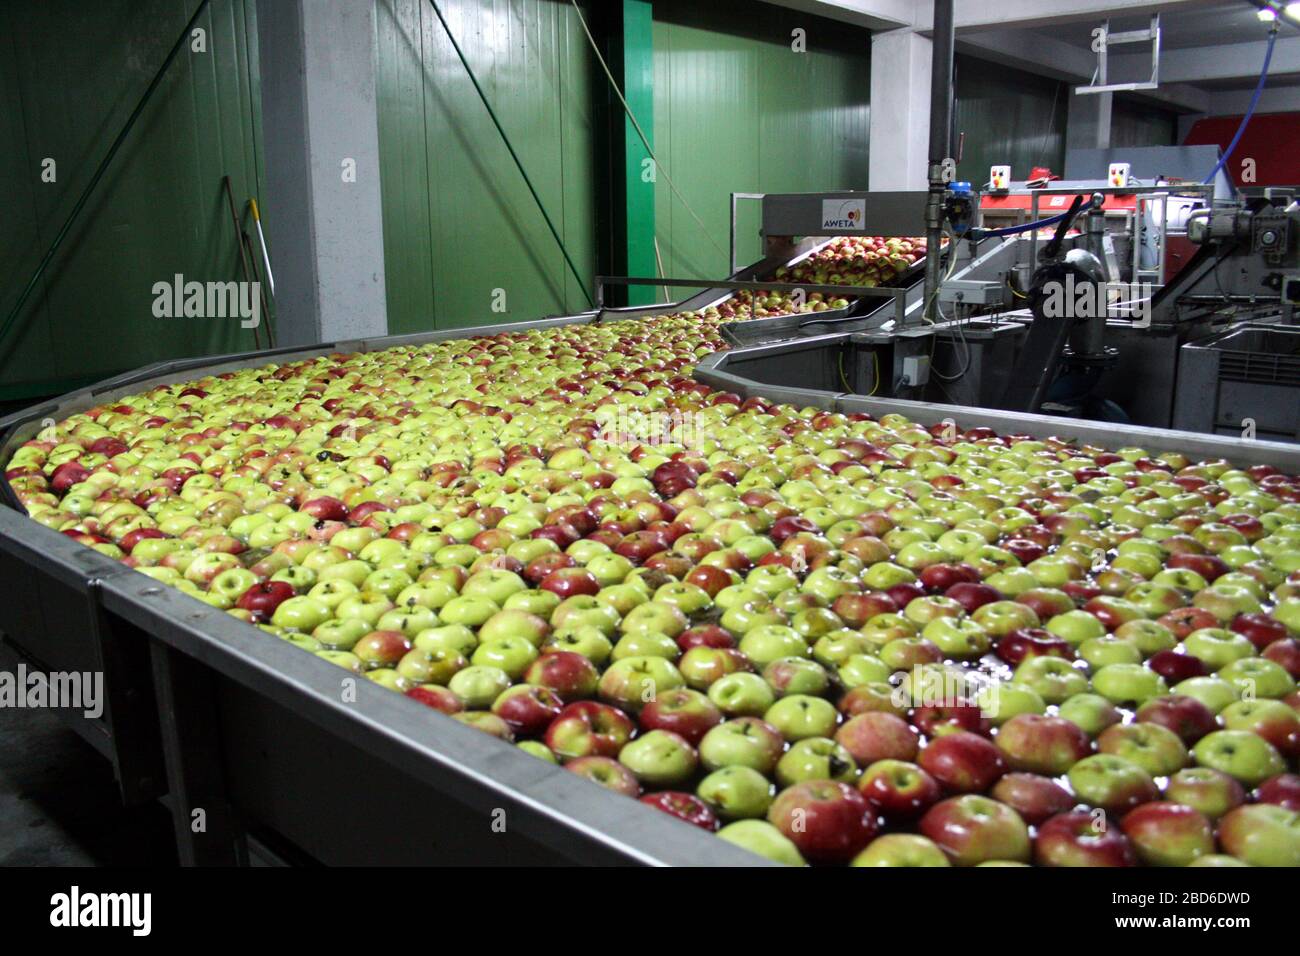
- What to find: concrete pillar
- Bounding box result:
[1067,89,1114,153]
[869,30,932,192]
[258,0,388,346]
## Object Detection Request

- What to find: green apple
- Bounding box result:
[1183,628,1255,671]
[376,604,440,635]
[851,834,951,867]
[764,694,839,741]
[447,665,512,709]
[587,553,634,586]
[1091,663,1167,706]
[270,595,332,631]
[503,587,562,618]
[976,682,1046,725]
[1097,721,1188,776]
[544,626,613,665]
[699,717,785,773]
[1217,804,1300,867]
[716,820,805,866]
[697,765,774,819]
[837,655,892,689]
[921,617,992,659]
[471,636,538,679]
[312,617,370,651]
[739,625,808,668]
[775,737,857,786]
[335,593,396,627]
[438,595,500,627]
[413,623,477,658]
[1193,729,1286,786]
[1113,618,1177,655]
[1013,655,1089,704]
[517,740,558,763]
[707,672,777,717]
[598,655,685,711]
[617,729,698,787]
[1219,656,1296,699]
[1172,676,1240,714]
[1057,693,1122,737]
[1079,635,1142,669]
[612,631,680,661]
[1046,610,1106,647]
[972,600,1039,636]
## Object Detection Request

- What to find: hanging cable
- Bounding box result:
[568,0,729,263]
[426,0,592,307]
[1202,23,1278,185]
[0,0,216,355]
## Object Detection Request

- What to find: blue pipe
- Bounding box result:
[1202,26,1277,186]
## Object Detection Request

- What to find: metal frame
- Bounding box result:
[1076,14,1161,95]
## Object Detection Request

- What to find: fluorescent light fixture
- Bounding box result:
[1257,2,1300,20]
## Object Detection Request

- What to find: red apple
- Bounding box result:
[944,582,1002,614]
[526,650,599,701]
[638,688,723,746]
[544,701,636,760]
[639,791,718,831]
[834,712,920,765]
[857,759,941,820]
[768,780,878,864]
[1134,694,1219,744]
[919,730,1007,793]
[566,755,641,797]
[1255,773,1300,811]
[491,684,564,736]
[990,773,1075,825]
[1035,810,1137,867]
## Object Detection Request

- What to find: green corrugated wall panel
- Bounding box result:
[375,0,596,333]
[1112,96,1178,148]
[0,0,265,392]
[651,0,871,285]
[953,54,1068,183]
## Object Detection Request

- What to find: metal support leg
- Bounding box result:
[150,643,247,866]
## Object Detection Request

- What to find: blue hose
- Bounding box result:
[972,210,1073,239]
[1202,26,1277,185]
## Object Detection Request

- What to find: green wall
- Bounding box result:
[1112,96,1178,148]
[953,54,1069,184]
[0,0,265,399]
[375,0,597,332]
[650,0,872,285]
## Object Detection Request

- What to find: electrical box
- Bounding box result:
[939,280,1007,306]
[990,165,1011,191]
[901,355,930,387]
[1108,163,1131,188]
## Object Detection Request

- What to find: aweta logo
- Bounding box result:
[821,199,865,231]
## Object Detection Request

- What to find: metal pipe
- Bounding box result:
[923,0,955,325]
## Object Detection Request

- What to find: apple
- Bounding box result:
[1217,803,1300,867]
[1255,773,1300,811]
[524,650,599,701]
[763,657,830,697]
[989,773,1074,826]
[405,684,464,714]
[1034,811,1137,867]
[1220,698,1300,756]
[540,567,601,598]
[697,765,774,820]
[1133,694,1218,744]
[598,655,685,711]
[834,712,919,766]
[638,687,723,745]
[715,820,805,866]
[850,833,951,867]
[1232,612,1289,652]
[858,759,941,820]
[638,791,718,831]
[1057,693,1122,737]
[775,737,858,786]
[1193,729,1286,786]
[920,795,1031,866]
[565,755,641,797]
[618,729,698,788]
[236,580,296,621]
[698,717,785,773]
[1164,767,1246,820]
[1014,655,1090,705]
[1263,637,1300,679]
[764,695,839,741]
[544,701,636,760]
[490,684,564,736]
[1067,754,1159,812]
[706,672,775,717]
[768,780,878,864]
[995,714,1092,776]
[1121,802,1215,867]
[1090,663,1167,706]
[994,628,1073,666]
[446,665,513,709]
[919,730,1007,792]
[452,711,514,740]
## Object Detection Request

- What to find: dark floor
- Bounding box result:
[0,643,176,866]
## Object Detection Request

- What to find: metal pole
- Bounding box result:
[922,0,955,326]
